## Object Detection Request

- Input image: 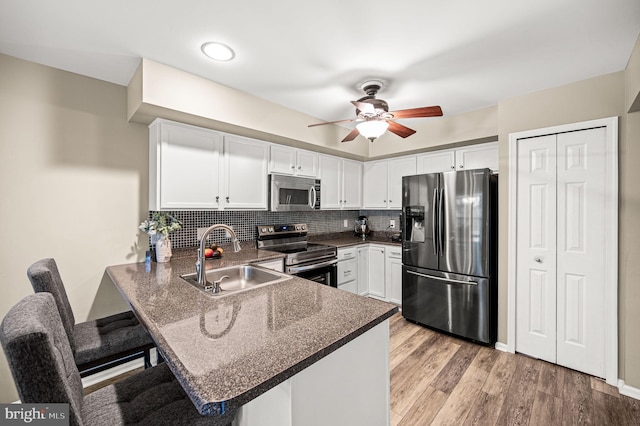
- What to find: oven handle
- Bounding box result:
[288,258,338,274]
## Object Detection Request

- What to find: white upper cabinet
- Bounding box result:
[455,142,499,171]
[363,156,416,209]
[223,135,269,209]
[416,150,456,173]
[342,159,363,209]
[363,161,388,209]
[318,155,362,209]
[149,119,268,210]
[269,145,318,178]
[416,142,498,174]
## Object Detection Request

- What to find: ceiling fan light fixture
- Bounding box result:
[356,120,389,142]
[201,42,235,61]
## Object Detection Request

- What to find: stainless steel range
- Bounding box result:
[257,223,338,287]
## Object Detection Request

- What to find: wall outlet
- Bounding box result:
[389,220,396,228]
[343,219,348,228]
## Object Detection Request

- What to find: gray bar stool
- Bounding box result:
[27,258,156,377]
[0,293,235,425]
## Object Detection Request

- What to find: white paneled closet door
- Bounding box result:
[516,127,607,378]
[516,134,558,363]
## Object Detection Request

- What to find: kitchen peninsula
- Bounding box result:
[106,248,397,426]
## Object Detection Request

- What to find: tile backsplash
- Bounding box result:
[150,209,402,249]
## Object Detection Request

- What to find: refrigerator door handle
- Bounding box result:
[432,188,438,255]
[407,270,478,286]
[438,188,445,256]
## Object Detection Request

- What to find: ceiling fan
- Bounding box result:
[308,80,443,142]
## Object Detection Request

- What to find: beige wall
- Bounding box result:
[621,33,640,388]
[0,54,149,402]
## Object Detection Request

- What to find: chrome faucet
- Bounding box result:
[196,224,242,288]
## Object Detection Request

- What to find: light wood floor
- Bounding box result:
[86,312,640,425]
[388,312,640,425]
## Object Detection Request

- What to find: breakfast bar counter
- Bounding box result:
[106,250,397,424]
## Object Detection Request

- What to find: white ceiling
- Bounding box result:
[1,0,639,125]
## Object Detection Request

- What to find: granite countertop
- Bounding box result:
[310,231,403,248]
[106,246,397,416]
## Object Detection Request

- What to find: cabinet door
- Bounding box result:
[456,142,498,171]
[387,157,416,209]
[385,247,403,304]
[223,135,268,209]
[416,150,455,174]
[363,161,388,208]
[368,245,386,299]
[318,155,342,209]
[296,150,318,178]
[269,145,296,175]
[341,159,363,209]
[155,122,223,210]
[356,246,369,296]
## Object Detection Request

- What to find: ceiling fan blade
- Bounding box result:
[387,120,417,138]
[341,128,360,142]
[308,118,356,128]
[389,106,443,119]
[351,101,376,115]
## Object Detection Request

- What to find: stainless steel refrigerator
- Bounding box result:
[402,168,498,344]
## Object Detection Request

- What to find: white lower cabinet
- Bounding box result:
[337,247,358,294]
[367,245,386,300]
[385,247,403,305]
[356,245,369,296]
[337,243,402,303]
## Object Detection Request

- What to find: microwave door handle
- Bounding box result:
[309,186,316,208]
[432,189,438,255]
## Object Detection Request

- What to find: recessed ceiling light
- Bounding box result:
[201,42,235,61]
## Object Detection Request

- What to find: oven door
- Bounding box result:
[287,258,338,288]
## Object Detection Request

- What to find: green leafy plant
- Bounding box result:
[139,212,183,239]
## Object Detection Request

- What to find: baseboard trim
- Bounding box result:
[494,342,512,353]
[618,380,640,400]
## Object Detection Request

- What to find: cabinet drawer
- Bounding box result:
[386,247,402,259]
[338,258,357,284]
[338,247,357,261]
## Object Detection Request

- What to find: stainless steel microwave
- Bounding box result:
[269,174,321,211]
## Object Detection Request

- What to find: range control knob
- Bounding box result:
[301,225,306,230]
[269,227,274,233]
[261,227,267,233]
[295,225,301,230]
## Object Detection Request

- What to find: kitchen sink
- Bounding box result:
[181,264,291,296]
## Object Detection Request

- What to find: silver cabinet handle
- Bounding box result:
[216,196,220,203]
[535,256,543,263]
[226,196,229,202]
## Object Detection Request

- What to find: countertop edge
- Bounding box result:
[205,304,398,413]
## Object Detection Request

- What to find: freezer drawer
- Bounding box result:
[402,266,496,344]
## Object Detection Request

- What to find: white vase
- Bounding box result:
[155,237,172,263]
